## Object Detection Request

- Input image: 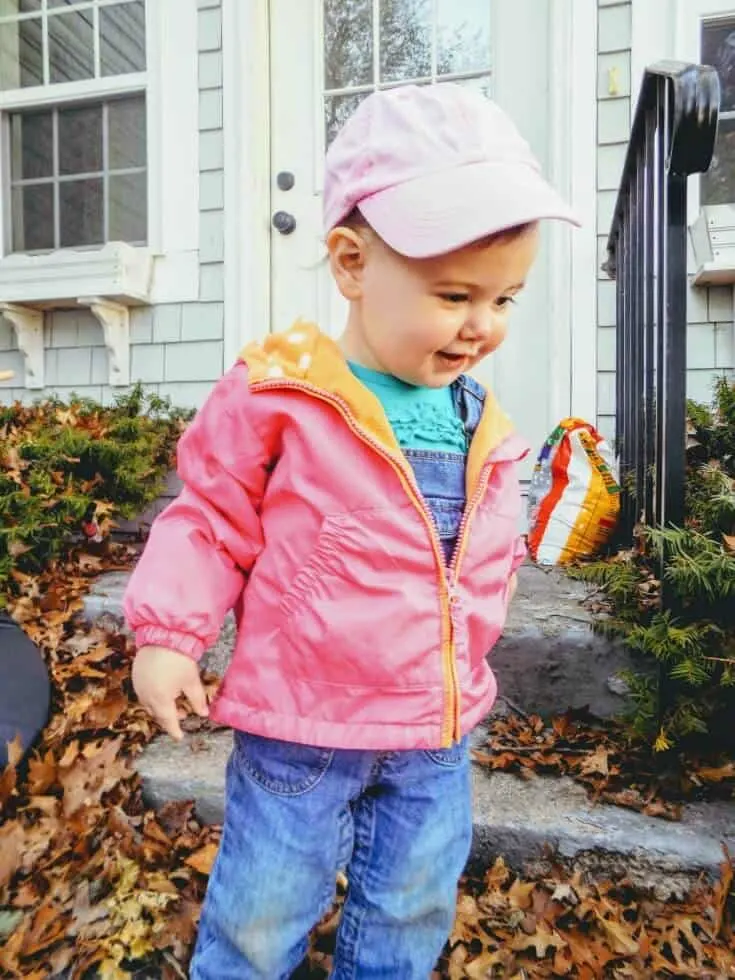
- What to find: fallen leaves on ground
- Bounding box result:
[305,856,735,979]
[2,550,734,978]
[0,545,220,979]
[473,709,735,821]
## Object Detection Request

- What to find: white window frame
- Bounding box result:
[0,0,199,305]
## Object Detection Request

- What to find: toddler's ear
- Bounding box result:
[325,226,369,301]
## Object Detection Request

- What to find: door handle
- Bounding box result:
[272,211,297,235]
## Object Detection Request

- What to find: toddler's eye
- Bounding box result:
[495,295,517,309]
[440,292,470,304]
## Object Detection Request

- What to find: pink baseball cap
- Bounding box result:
[323,83,579,258]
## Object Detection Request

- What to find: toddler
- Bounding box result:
[124,83,577,979]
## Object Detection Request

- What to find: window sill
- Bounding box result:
[690,204,735,286]
[0,242,153,390]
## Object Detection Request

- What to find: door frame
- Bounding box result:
[222,0,272,366]
[222,0,599,425]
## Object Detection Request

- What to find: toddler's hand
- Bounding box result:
[132,645,209,740]
[508,573,518,603]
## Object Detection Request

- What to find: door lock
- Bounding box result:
[272,211,297,235]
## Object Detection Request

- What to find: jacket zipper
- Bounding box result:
[252,376,495,746]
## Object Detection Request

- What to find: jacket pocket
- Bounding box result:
[278,508,405,620]
[234,731,334,796]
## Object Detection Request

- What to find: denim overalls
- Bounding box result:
[403,373,486,564]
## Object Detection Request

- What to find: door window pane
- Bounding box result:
[59,178,104,247]
[323,0,492,146]
[100,1,146,76]
[324,0,373,90]
[436,0,491,76]
[324,91,369,146]
[379,0,431,83]
[48,9,94,82]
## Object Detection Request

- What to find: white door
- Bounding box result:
[269,0,557,470]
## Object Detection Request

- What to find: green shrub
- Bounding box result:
[573,377,735,750]
[0,385,192,598]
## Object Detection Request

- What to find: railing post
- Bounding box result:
[605,62,720,730]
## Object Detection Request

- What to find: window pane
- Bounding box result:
[49,9,94,83]
[48,0,87,7]
[10,110,53,180]
[324,0,373,90]
[12,183,54,252]
[58,104,103,175]
[701,117,735,205]
[324,90,369,146]
[59,178,103,246]
[380,0,431,83]
[436,0,491,76]
[100,1,146,76]
[702,18,735,112]
[109,172,147,242]
[0,17,43,89]
[108,95,146,169]
[1,1,43,11]
[0,1,42,11]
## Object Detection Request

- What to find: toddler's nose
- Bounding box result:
[461,306,495,343]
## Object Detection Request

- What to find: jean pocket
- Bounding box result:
[234,730,334,796]
[423,735,469,768]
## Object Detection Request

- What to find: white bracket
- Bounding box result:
[0,303,44,389]
[80,296,130,387]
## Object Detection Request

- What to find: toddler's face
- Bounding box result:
[333,222,540,388]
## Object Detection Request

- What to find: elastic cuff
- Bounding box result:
[134,625,206,661]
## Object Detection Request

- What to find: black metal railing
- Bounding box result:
[604,62,720,544]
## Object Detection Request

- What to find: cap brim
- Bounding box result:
[357,160,581,258]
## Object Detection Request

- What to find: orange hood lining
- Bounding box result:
[239,320,516,494]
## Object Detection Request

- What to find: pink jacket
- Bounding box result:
[124,323,528,750]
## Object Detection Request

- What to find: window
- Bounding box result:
[0,0,147,252]
[701,15,735,204]
[322,0,492,145]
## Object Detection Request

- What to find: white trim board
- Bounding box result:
[222,0,271,368]
[552,0,598,423]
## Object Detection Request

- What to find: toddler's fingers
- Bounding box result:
[183,678,210,718]
[150,700,185,740]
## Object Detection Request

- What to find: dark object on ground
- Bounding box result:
[0,611,50,766]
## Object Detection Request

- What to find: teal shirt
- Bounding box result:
[348,362,466,453]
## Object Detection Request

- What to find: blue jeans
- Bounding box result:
[189,730,472,979]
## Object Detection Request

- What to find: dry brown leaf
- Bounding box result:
[185,841,220,876]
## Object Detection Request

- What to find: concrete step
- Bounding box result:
[83,562,642,720]
[135,725,735,900]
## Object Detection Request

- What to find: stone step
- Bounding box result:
[135,726,735,900]
[84,562,641,720]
